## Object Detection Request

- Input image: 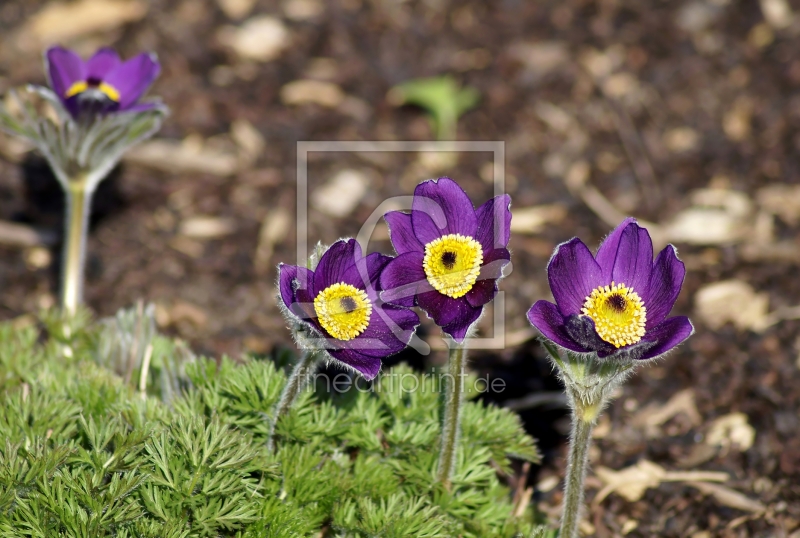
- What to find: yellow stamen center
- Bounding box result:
[582,281,647,348]
[422,233,483,298]
[313,282,372,341]
[64,81,121,102]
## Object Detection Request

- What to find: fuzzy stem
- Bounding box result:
[268,349,319,449]
[436,339,468,489]
[61,178,92,315]
[560,396,598,538]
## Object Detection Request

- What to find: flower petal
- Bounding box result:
[610,221,653,296]
[527,301,589,353]
[45,46,86,98]
[278,263,316,321]
[103,52,160,108]
[442,304,483,342]
[417,291,479,333]
[340,252,392,301]
[465,248,510,308]
[595,217,637,279]
[379,251,432,307]
[547,237,603,316]
[644,245,686,329]
[474,194,511,253]
[638,316,694,360]
[358,304,419,356]
[411,177,477,244]
[327,348,383,380]
[565,315,617,356]
[384,211,422,254]
[86,48,121,80]
[313,239,361,294]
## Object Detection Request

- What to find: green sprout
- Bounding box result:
[388,75,480,141]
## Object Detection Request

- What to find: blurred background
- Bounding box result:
[1,0,800,535]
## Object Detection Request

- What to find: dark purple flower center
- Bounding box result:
[441,251,457,269]
[340,296,358,313]
[605,294,627,312]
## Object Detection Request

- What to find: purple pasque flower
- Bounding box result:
[527,218,693,362]
[279,239,419,380]
[45,46,160,118]
[379,177,511,342]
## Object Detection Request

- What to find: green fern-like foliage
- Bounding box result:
[0,308,541,537]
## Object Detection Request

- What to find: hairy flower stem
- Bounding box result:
[61,177,92,315]
[436,339,468,489]
[268,349,319,450]
[560,394,601,538]
[540,339,635,538]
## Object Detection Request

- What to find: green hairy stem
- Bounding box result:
[560,395,599,538]
[61,177,92,315]
[269,349,320,449]
[436,340,468,488]
[540,339,635,538]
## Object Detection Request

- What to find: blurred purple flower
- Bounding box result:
[379,177,511,342]
[279,239,419,380]
[528,218,693,361]
[45,46,160,118]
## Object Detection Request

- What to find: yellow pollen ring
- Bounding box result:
[581,281,647,348]
[64,80,121,102]
[422,233,483,299]
[313,282,372,341]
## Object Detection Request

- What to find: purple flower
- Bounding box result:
[379,177,511,342]
[45,46,160,118]
[279,239,419,380]
[527,218,693,361]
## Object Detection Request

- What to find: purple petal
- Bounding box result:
[384,211,422,254]
[327,349,383,380]
[314,239,361,294]
[45,47,86,98]
[547,238,603,316]
[411,177,477,244]
[417,291,480,332]
[566,315,617,356]
[103,52,160,108]
[356,304,419,356]
[610,222,653,296]
[644,245,686,329]
[442,304,483,342]
[340,252,392,300]
[465,248,510,308]
[595,217,637,280]
[379,251,432,307]
[527,301,589,353]
[278,264,316,322]
[474,194,511,253]
[465,279,497,308]
[86,48,121,80]
[638,316,694,361]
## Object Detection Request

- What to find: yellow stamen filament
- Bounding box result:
[422,233,483,298]
[314,282,372,341]
[64,81,121,102]
[582,281,647,348]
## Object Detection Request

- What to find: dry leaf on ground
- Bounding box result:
[125,136,239,177]
[311,170,369,218]
[694,280,769,331]
[705,413,756,452]
[22,0,147,46]
[280,80,345,108]
[509,205,566,234]
[217,16,290,62]
[594,460,728,505]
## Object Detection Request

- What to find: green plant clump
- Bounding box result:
[0,310,541,537]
